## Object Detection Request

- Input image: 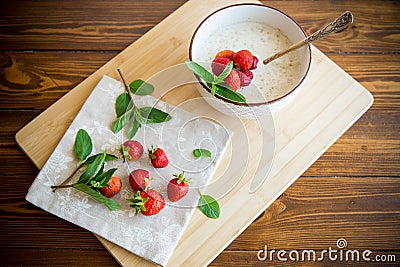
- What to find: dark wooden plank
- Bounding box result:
[0,0,398,53]
[262,0,400,54]
[0,109,41,143]
[0,52,398,109]
[0,174,107,249]
[1,249,119,266]
[0,0,187,51]
[0,146,38,175]
[212,250,400,266]
[227,177,400,251]
[0,51,117,109]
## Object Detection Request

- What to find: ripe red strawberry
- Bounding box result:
[233,50,254,71]
[98,175,122,198]
[122,140,143,162]
[250,56,259,70]
[237,69,254,87]
[128,189,165,216]
[148,146,169,168]
[224,69,241,91]
[215,50,235,60]
[129,169,151,191]
[211,57,230,76]
[167,172,190,202]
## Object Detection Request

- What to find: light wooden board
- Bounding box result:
[15,0,373,266]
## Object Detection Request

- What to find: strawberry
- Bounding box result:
[98,175,122,198]
[129,169,151,191]
[237,69,254,87]
[167,172,190,202]
[122,140,143,162]
[224,69,241,91]
[250,56,259,70]
[233,50,254,71]
[215,49,235,60]
[211,57,230,76]
[128,189,165,216]
[148,146,169,168]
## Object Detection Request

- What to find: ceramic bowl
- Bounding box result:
[189,4,311,118]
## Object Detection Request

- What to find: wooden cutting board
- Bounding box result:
[16,0,373,266]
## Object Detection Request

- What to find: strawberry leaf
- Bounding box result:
[84,153,118,165]
[127,116,142,139]
[185,60,213,83]
[198,193,220,219]
[130,80,155,96]
[193,148,212,158]
[115,92,132,118]
[78,150,106,184]
[74,129,93,161]
[73,183,121,211]
[186,60,247,103]
[214,84,246,102]
[137,107,172,124]
[214,61,233,84]
[90,168,117,188]
[112,107,135,133]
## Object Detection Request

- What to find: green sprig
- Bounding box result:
[185,60,246,102]
[112,70,172,139]
[52,130,121,211]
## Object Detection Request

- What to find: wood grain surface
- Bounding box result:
[1,0,399,266]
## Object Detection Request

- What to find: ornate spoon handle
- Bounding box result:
[263,11,354,65]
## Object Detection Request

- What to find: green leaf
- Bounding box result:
[74,129,93,161]
[84,153,118,165]
[193,148,212,158]
[90,168,117,188]
[134,109,147,125]
[73,183,121,211]
[185,60,213,83]
[129,80,155,96]
[215,84,246,103]
[115,93,132,118]
[214,61,233,84]
[137,107,172,124]
[127,117,142,139]
[78,151,107,184]
[112,107,135,133]
[198,193,220,219]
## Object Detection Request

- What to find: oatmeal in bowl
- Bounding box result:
[189,4,311,118]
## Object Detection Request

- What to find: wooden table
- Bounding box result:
[1,0,399,266]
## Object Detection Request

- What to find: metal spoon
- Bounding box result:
[263,11,354,65]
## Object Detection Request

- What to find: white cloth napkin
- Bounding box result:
[26,75,231,266]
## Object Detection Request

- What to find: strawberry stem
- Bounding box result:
[117,69,130,95]
[117,69,137,110]
[51,183,75,189]
[52,162,84,192]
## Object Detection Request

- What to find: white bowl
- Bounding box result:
[189,4,311,118]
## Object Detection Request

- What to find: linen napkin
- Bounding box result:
[26,75,231,266]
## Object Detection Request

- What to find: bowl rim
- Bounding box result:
[189,3,312,107]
